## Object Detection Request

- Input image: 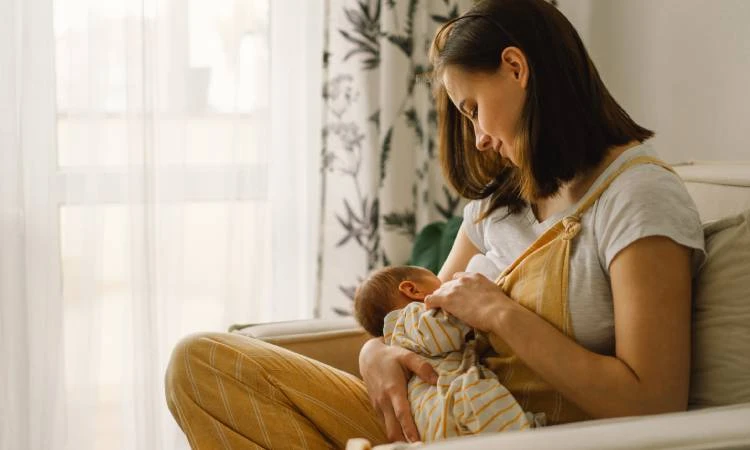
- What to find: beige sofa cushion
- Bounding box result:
[675,162,750,221]
[689,209,750,408]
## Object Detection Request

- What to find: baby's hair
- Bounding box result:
[354,266,425,337]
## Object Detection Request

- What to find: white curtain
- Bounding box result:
[0,0,322,448]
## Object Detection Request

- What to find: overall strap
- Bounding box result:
[572,156,675,218]
[494,155,674,284]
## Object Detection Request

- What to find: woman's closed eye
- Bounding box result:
[458,100,477,120]
[463,104,477,120]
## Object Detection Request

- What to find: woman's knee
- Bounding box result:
[165,332,276,393]
[165,332,227,396]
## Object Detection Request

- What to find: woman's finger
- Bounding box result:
[424,293,449,311]
[391,390,420,443]
[424,292,445,309]
[401,351,438,385]
[380,400,407,443]
[368,392,383,416]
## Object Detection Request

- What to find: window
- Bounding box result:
[52,0,321,446]
[54,0,276,334]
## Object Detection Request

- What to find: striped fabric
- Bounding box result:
[383,303,534,442]
[165,332,389,449]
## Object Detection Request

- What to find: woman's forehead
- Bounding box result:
[441,66,464,95]
[442,66,491,98]
[441,66,471,105]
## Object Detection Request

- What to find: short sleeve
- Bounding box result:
[594,165,707,275]
[462,199,487,253]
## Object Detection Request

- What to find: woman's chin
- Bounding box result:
[498,146,517,167]
[499,150,515,166]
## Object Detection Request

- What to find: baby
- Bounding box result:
[354,265,542,443]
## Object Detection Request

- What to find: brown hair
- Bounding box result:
[354,266,424,337]
[429,0,654,219]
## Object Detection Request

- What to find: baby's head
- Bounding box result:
[354,265,442,337]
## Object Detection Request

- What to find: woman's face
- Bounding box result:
[441,48,529,166]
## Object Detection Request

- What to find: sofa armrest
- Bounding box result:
[422,402,750,449]
[230,317,369,378]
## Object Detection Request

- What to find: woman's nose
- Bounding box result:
[475,131,492,152]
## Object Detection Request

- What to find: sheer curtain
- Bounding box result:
[0,0,322,448]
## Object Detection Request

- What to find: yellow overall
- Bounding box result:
[482,155,673,424]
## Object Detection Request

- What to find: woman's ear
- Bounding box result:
[501,46,529,89]
[398,280,426,300]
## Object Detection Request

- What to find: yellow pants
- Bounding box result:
[165,332,388,449]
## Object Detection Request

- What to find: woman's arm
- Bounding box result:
[427,235,692,419]
[437,226,481,283]
[493,236,692,418]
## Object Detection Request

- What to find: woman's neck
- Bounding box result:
[532,140,640,222]
[566,140,640,202]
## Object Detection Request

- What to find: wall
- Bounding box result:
[557,0,750,163]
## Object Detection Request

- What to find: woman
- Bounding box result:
[165,0,705,447]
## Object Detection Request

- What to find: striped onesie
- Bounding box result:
[383,302,542,442]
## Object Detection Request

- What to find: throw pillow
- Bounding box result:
[689,209,750,408]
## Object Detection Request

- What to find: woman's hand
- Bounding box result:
[424,272,513,332]
[359,338,438,443]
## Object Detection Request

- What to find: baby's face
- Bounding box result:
[412,267,442,296]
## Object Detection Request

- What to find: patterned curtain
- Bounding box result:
[317,0,558,317]
[317,0,474,317]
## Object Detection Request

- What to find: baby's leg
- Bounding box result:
[451,365,531,435]
[406,375,457,442]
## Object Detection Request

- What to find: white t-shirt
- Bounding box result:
[462,143,706,355]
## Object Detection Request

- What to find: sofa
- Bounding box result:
[232,160,750,449]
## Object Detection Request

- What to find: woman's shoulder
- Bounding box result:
[593,155,706,273]
[463,197,491,221]
[593,142,686,205]
[605,161,684,195]
[597,157,693,212]
[462,198,527,254]
[463,197,519,224]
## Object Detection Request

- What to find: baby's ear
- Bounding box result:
[398,280,425,300]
